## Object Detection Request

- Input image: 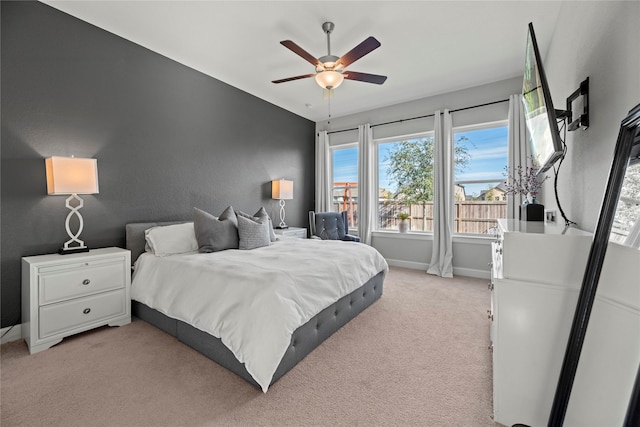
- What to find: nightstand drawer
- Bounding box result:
[274,227,307,239]
[39,289,126,338]
[285,229,306,238]
[38,261,126,305]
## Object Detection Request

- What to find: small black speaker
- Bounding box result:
[520,203,544,221]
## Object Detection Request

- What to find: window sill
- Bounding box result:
[452,233,496,245]
[372,230,495,245]
[372,230,432,240]
[371,230,433,240]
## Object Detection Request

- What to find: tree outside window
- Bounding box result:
[377,134,471,232]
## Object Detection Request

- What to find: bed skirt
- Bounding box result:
[132,270,385,389]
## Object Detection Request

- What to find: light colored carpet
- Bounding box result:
[1,267,498,426]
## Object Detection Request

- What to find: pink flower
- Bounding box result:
[503,157,548,197]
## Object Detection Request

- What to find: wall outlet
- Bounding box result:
[545,210,557,223]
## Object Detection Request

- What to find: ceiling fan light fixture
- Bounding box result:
[315,70,344,90]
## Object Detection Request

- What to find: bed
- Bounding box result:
[126,221,387,392]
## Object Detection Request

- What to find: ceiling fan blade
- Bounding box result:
[337,36,381,68]
[280,40,321,67]
[272,74,316,84]
[343,71,387,85]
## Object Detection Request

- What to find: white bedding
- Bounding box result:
[131,237,388,392]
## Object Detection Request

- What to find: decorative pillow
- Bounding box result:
[193,206,239,252]
[145,222,198,257]
[253,206,278,242]
[236,212,271,250]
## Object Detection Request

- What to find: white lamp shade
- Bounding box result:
[46,157,99,195]
[272,179,293,200]
[315,71,344,90]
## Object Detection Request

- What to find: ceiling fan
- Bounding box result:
[272,22,387,91]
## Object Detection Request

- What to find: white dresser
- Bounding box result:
[22,247,131,354]
[490,219,640,426]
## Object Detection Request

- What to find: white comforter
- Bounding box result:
[130,237,388,392]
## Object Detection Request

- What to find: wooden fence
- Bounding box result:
[332,201,506,235]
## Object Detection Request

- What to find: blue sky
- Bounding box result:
[333,125,508,198]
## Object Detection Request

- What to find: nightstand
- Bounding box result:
[274,227,307,239]
[22,247,131,354]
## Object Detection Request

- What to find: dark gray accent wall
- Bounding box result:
[1,1,316,327]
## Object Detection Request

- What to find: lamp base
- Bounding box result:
[59,246,90,255]
[59,193,90,255]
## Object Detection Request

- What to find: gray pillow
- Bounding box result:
[253,206,278,242]
[193,206,239,252]
[237,212,271,250]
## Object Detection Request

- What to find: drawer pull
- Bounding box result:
[83,308,91,314]
[82,279,91,285]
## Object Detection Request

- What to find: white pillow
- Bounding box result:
[145,222,198,256]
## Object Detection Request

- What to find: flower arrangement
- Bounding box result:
[503,157,548,202]
[398,212,410,221]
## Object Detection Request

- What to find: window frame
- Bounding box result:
[329,142,359,234]
[374,131,435,233]
[324,119,509,241]
[452,119,509,236]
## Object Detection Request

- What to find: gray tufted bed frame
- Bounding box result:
[125,222,385,389]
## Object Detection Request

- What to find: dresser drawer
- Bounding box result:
[38,261,126,305]
[39,289,126,338]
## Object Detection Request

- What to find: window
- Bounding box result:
[376,133,434,232]
[610,161,640,246]
[324,119,509,238]
[453,122,508,234]
[331,145,359,230]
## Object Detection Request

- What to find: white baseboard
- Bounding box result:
[452,267,491,280]
[385,258,490,280]
[1,324,22,344]
[385,259,428,270]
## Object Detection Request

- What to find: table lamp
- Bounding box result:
[45,156,99,254]
[272,179,293,229]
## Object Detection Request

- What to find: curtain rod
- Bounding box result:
[324,98,509,135]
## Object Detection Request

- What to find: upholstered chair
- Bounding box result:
[308,211,360,242]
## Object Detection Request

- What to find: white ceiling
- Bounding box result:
[41,1,563,122]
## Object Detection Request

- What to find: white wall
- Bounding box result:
[541,0,640,233]
[540,2,640,423]
[317,77,522,138]
[316,77,522,278]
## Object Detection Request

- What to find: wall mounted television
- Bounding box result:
[522,22,565,177]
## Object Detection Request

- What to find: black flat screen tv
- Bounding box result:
[522,22,564,177]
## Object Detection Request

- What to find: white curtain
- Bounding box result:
[427,110,454,278]
[315,131,331,212]
[357,124,375,245]
[507,94,528,218]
